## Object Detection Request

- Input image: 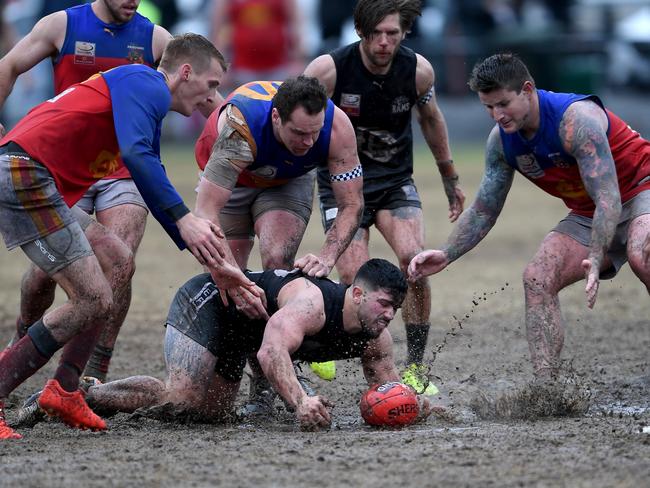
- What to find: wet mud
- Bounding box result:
[1,152,648,487]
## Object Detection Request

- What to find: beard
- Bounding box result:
[359,318,383,339]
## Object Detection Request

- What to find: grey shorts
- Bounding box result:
[76,178,146,214]
[0,152,93,274]
[319,178,421,231]
[554,190,650,279]
[220,171,315,240]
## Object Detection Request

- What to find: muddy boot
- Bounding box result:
[237,371,277,418]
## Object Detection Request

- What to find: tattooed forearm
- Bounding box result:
[444,131,514,262]
[562,102,621,259]
[322,184,363,263]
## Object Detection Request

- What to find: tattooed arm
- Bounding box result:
[408,126,514,280]
[561,100,622,308]
[257,278,334,429]
[295,106,364,277]
[414,54,465,222]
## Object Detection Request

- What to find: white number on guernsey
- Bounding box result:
[47,87,76,103]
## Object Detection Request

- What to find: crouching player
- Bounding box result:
[83,259,434,430]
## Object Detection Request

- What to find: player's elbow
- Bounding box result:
[256,344,276,374]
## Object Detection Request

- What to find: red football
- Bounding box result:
[359,382,419,427]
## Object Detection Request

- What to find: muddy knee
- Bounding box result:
[523,264,558,298]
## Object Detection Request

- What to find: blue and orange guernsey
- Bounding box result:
[0,64,188,249]
[195,81,334,188]
[53,3,155,180]
[500,89,650,217]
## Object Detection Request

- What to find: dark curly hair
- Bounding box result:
[353,258,408,305]
[272,75,328,123]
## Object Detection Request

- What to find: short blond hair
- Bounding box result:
[159,33,227,74]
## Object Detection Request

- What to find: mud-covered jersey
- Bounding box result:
[500,89,650,217]
[0,64,188,249]
[317,42,418,195]
[53,3,155,180]
[195,80,334,188]
[166,270,374,381]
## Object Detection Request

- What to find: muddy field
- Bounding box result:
[0,144,648,487]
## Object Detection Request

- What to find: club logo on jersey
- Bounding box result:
[555,179,588,199]
[74,42,96,65]
[340,93,361,117]
[548,152,572,169]
[126,44,145,64]
[89,150,120,178]
[515,154,545,178]
[391,96,411,114]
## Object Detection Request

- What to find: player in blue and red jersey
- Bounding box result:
[409,53,650,381]
[194,76,364,415]
[0,34,255,440]
[195,77,363,277]
[0,0,174,381]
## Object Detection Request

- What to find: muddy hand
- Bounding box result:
[178,213,227,267]
[447,184,466,223]
[581,258,600,309]
[415,395,434,422]
[225,284,268,320]
[294,253,332,278]
[297,395,334,430]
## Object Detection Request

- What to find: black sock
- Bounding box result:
[405,323,430,366]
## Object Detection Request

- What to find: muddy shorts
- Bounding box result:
[219,171,315,240]
[0,147,93,274]
[554,190,650,279]
[319,177,421,231]
[76,178,147,214]
[164,273,265,382]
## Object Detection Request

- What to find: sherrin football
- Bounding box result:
[359,382,419,427]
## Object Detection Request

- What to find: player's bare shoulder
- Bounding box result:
[414,53,435,97]
[328,106,359,171]
[303,54,336,97]
[152,25,173,63]
[560,99,609,154]
[29,10,68,52]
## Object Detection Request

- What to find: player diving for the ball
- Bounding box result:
[79,259,436,430]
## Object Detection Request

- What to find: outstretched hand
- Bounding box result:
[581,257,600,309]
[407,249,449,282]
[177,213,227,267]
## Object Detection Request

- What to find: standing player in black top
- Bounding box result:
[303,0,465,393]
[82,259,433,430]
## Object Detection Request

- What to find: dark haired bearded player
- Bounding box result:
[84,259,436,430]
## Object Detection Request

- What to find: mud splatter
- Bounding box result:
[470,368,592,420]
